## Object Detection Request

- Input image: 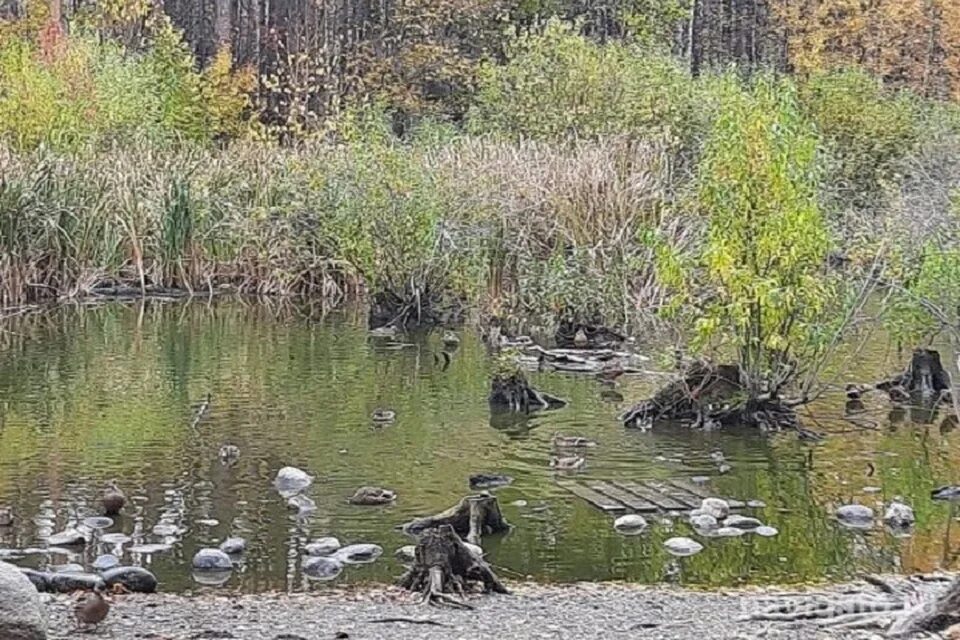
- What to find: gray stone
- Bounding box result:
[700,498,730,520]
[836,504,874,529]
[883,502,915,529]
[0,561,47,639]
[332,544,383,565]
[755,526,779,537]
[713,527,746,537]
[47,529,85,546]
[192,548,234,571]
[275,467,313,496]
[219,537,247,555]
[92,555,120,572]
[302,556,343,581]
[664,537,703,557]
[689,514,718,531]
[305,537,341,556]
[723,515,764,530]
[101,566,158,593]
[613,514,648,535]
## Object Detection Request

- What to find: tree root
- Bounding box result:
[741,574,960,636]
[402,493,510,545]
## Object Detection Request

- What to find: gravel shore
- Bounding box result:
[42,581,910,640]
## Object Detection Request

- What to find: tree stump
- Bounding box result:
[621,360,801,431]
[877,349,953,401]
[489,372,567,413]
[398,525,508,608]
[402,493,510,546]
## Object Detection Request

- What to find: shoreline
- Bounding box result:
[42,578,940,639]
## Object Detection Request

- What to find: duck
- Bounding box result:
[219,445,240,465]
[101,481,126,517]
[845,383,869,400]
[347,486,397,506]
[74,585,110,630]
[442,331,461,347]
[573,328,589,348]
[550,455,586,471]
[372,409,396,424]
[0,506,12,527]
[552,433,597,449]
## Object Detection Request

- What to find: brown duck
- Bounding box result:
[101,481,126,516]
[74,586,110,630]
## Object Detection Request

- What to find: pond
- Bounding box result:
[0,300,958,594]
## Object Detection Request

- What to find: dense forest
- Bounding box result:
[0,0,958,399]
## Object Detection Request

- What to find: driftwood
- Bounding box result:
[622,360,800,431]
[887,575,960,636]
[397,525,508,608]
[489,372,567,413]
[402,493,510,546]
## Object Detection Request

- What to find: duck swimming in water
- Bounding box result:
[101,481,126,517]
[219,445,240,465]
[550,455,586,471]
[372,409,396,424]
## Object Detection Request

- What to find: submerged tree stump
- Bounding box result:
[402,493,510,545]
[398,525,508,608]
[489,372,567,413]
[877,348,953,402]
[621,360,801,431]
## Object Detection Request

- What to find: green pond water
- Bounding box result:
[0,300,959,594]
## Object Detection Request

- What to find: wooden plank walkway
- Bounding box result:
[555,480,626,512]
[558,478,744,514]
[587,481,659,512]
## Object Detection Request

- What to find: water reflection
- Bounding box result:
[0,301,957,592]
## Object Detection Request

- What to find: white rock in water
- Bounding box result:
[219,537,247,555]
[723,515,763,530]
[613,514,648,534]
[332,543,383,565]
[700,498,730,520]
[303,556,343,581]
[48,529,86,546]
[192,548,233,571]
[836,504,874,529]
[287,495,317,513]
[755,526,779,537]
[664,537,703,557]
[305,537,341,556]
[689,514,718,530]
[883,502,915,528]
[275,467,313,494]
[714,526,746,537]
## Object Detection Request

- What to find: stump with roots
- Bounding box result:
[398,525,508,608]
[876,348,954,402]
[489,372,567,414]
[621,360,801,431]
[402,493,510,546]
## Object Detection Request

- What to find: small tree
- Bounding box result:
[662,76,834,402]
